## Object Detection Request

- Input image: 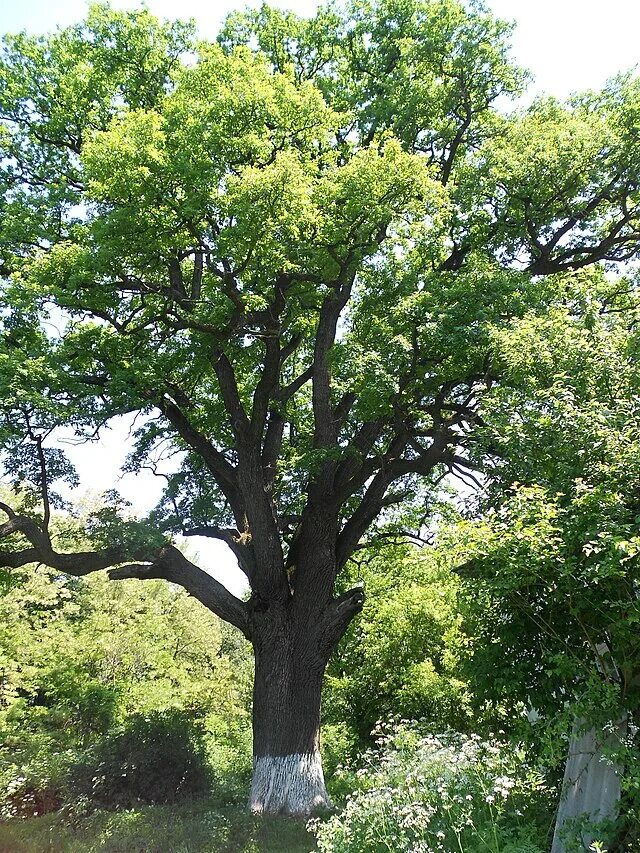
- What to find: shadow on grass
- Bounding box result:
[0,799,317,853]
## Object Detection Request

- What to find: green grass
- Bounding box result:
[0,800,317,853]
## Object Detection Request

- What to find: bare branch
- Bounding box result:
[262,409,285,488]
[276,365,314,402]
[0,502,17,520]
[23,412,52,544]
[191,251,203,301]
[336,430,451,568]
[251,336,281,437]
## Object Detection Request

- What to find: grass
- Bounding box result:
[0,799,317,853]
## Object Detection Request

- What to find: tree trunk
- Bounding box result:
[551,715,626,853]
[248,605,332,816]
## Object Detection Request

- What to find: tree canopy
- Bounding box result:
[2,0,638,596]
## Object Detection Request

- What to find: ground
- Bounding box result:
[0,800,317,853]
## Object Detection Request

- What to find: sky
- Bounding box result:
[1,0,639,593]
[1,0,638,98]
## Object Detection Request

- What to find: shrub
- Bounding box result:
[310,723,554,853]
[0,744,73,820]
[204,709,252,802]
[2,771,63,819]
[72,710,212,810]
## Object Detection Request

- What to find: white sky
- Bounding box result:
[2,0,638,98]
[1,0,638,593]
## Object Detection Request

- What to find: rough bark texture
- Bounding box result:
[247,600,332,815]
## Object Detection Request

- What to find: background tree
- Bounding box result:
[445,270,640,845]
[1,0,640,815]
[325,541,470,747]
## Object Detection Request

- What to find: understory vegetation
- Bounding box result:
[1,528,638,850]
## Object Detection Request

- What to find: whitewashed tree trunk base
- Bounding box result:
[248,752,332,816]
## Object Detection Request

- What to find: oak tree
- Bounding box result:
[1,0,640,813]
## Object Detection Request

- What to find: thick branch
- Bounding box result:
[213,350,251,440]
[251,336,280,437]
[251,276,289,436]
[319,586,366,657]
[212,352,287,601]
[276,365,314,402]
[335,430,450,568]
[109,545,250,638]
[336,468,395,569]
[0,506,250,637]
[0,506,139,574]
[157,396,244,524]
[526,213,640,275]
[22,413,52,544]
[441,112,472,184]
[334,417,386,499]
[312,281,353,449]
[182,525,256,581]
[261,409,285,488]
[191,250,203,301]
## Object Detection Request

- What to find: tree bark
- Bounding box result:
[247,602,334,816]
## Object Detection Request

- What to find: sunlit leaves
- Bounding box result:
[1,0,640,581]
[447,273,640,722]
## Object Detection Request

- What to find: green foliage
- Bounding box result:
[0,0,638,535]
[2,0,628,537]
[0,563,252,819]
[431,271,640,838]
[326,544,471,743]
[446,272,640,721]
[1,0,640,832]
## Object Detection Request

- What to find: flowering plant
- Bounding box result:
[311,723,553,852]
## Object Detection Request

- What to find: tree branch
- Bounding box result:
[156,396,244,524]
[213,350,251,440]
[261,409,285,488]
[0,505,152,574]
[109,545,250,638]
[276,365,314,402]
[182,525,256,581]
[335,429,451,568]
[0,505,251,638]
[312,281,353,449]
[319,586,366,657]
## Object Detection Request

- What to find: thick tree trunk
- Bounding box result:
[248,606,332,816]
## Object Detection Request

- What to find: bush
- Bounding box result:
[204,709,252,802]
[72,710,212,810]
[2,771,63,819]
[310,723,555,853]
[0,743,74,820]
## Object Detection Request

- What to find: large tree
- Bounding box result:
[1,0,640,814]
